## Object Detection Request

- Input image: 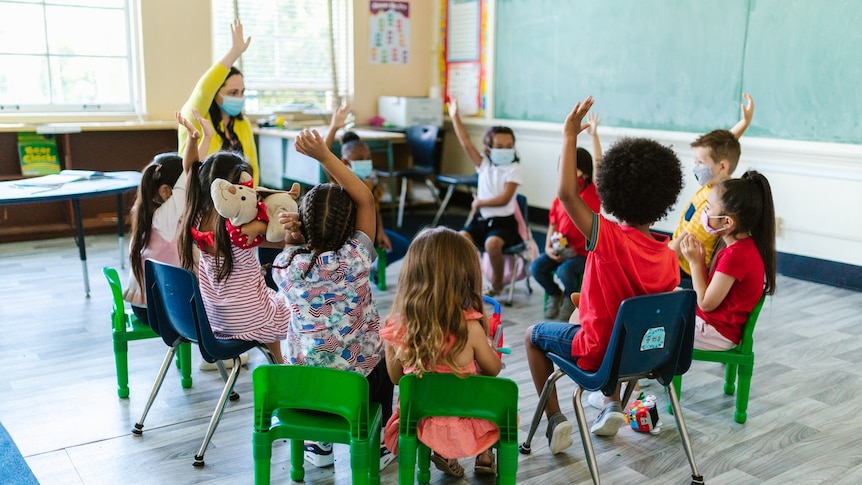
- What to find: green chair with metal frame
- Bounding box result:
[671,293,766,424]
[397,373,520,485]
[102,266,191,398]
[252,364,382,484]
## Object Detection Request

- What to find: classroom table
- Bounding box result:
[0,171,142,297]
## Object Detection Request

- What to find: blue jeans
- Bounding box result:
[530,253,587,296]
[529,322,581,358]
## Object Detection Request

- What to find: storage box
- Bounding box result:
[377,96,443,127]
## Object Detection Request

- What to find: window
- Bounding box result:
[212,0,352,112]
[0,0,138,114]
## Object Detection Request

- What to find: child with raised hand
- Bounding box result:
[670,94,755,284]
[448,96,523,296]
[124,110,213,324]
[530,112,603,321]
[525,96,684,454]
[177,129,288,364]
[680,170,776,350]
[271,129,393,469]
[381,226,503,478]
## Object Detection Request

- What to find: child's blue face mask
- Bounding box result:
[489,148,516,166]
[350,160,373,179]
[220,96,245,117]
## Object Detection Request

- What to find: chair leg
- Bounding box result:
[497,442,519,485]
[666,384,704,485]
[252,431,273,485]
[668,374,683,415]
[432,184,456,226]
[113,338,130,398]
[572,386,601,485]
[398,435,418,485]
[132,346,177,435]
[724,363,739,395]
[375,247,387,291]
[519,369,566,454]
[290,438,306,482]
[423,179,442,206]
[397,177,408,228]
[734,364,753,424]
[193,356,242,467]
[256,344,278,364]
[349,438,371,485]
[215,359,240,401]
[177,341,192,389]
[417,441,432,484]
[505,257,520,306]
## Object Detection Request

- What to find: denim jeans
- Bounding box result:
[530,253,587,296]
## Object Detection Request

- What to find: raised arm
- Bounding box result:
[192,109,214,163]
[586,112,603,174]
[447,97,483,167]
[729,93,754,139]
[175,112,201,174]
[558,96,596,238]
[220,19,251,69]
[324,103,352,149]
[294,129,376,238]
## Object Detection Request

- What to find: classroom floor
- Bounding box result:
[2,211,862,484]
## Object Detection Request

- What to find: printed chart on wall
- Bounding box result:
[369,1,410,64]
[443,0,484,115]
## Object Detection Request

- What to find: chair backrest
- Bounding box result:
[405,125,440,172]
[103,267,130,333]
[595,290,697,394]
[252,364,374,439]
[144,259,200,348]
[737,294,766,354]
[397,373,519,443]
[512,193,531,242]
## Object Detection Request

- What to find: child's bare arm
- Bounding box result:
[729,93,755,139]
[680,233,733,311]
[559,96,595,238]
[468,320,502,377]
[192,109,214,163]
[447,97,483,167]
[587,112,603,173]
[472,182,517,211]
[294,129,376,237]
[384,342,404,385]
[176,112,200,175]
[324,103,351,149]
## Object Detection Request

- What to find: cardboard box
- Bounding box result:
[377,96,443,127]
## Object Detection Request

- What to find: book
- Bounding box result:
[18,132,62,176]
[11,170,106,188]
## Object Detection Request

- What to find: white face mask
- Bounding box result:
[350,160,373,179]
[489,148,516,166]
[693,164,714,186]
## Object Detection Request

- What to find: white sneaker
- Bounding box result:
[379,446,396,471]
[545,413,573,454]
[199,353,250,371]
[590,402,625,436]
[587,391,606,410]
[304,441,334,467]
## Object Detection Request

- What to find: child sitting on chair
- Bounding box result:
[525,96,684,454]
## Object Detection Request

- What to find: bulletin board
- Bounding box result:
[441,0,486,116]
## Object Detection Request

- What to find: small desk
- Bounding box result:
[254,127,406,225]
[0,171,142,297]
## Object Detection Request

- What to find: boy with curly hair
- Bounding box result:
[525,96,684,454]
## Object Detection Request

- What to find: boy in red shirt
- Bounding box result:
[525,96,684,454]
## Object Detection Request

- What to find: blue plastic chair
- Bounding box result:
[432,172,478,226]
[518,290,703,485]
[133,259,276,467]
[375,125,442,228]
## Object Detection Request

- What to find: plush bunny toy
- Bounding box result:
[211,178,301,248]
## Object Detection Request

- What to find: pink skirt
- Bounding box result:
[383,405,499,459]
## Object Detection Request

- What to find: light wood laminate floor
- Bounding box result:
[1,233,861,484]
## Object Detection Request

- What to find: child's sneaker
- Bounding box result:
[590,402,625,436]
[545,412,573,454]
[304,441,334,467]
[379,446,396,471]
[586,391,606,410]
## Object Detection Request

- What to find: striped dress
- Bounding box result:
[197,244,289,342]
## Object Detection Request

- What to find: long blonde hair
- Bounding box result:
[388,227,488,377]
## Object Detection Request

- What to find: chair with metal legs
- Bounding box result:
[519,290,704,485]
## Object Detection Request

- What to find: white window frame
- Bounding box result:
[0,0,141,115]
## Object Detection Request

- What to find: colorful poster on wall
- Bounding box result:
[442,0,485,116]
[369,1,410,64]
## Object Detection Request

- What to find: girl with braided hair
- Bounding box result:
[272,129,391,469]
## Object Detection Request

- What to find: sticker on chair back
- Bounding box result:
[640,327,666,351]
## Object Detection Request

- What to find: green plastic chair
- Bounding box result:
[672,294,766,424]
[375,247,387,291]
[103,267,191,398]
[397,373,519,485]
[252,364,382,485]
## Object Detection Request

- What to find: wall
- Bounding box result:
[351,0,439,123]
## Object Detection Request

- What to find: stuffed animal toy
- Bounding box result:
[550,231,575,258]
[211,178,301,248]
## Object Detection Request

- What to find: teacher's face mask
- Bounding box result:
[220,96,245,117]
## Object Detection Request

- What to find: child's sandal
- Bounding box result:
[430,453,465,478]
[474,449,497,475]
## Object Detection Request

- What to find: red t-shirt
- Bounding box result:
[696,237,764,344]
[572,214,680,371]
[549,183,601,257]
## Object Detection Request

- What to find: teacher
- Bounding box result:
[179,19,259,186]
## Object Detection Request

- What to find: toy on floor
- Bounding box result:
[626,394,662,434]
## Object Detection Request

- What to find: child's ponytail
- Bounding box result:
[719,170,776,295]
[179,160,204,272]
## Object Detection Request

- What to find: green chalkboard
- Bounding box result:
[494,0,862,144]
